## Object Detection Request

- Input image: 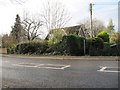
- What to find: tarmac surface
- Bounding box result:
[1,55,119,88]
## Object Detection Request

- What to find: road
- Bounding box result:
[1,55,119,88]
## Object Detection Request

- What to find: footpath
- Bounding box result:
[1,54,119,61]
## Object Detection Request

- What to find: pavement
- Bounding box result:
[1,55,120,88]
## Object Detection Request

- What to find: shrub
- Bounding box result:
[88,37,104,56]
[97,31,109,42]
[2,42,16,54]
[101,42,120,56]
[2,42,16,48]
[110,32,120,43]
[61,35,79,56]
[117,42,120,56]
[15,41,48,54]
[78,37,86,55]
[45,35,85,56]
[85,38,92,55]
[7,47,16,54]
[59,35,85,56]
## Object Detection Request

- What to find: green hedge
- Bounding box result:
[85,37,104,56]
[7,35,120,56]
[97,31,109,42]
[15,41,48,54]
[101,42,120,56]
[46,35,85,56]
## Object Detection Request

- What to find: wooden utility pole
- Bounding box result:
[90,0,93,38]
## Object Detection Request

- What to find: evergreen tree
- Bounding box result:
[11,14,22,43]
[107,19,114,35]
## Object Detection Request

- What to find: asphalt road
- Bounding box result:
[1,56,119,88]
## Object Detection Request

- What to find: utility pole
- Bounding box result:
[89,1,118,38]
[90,0,93,38]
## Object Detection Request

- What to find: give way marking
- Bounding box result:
[97,66,120,73]
[12,63,71,70]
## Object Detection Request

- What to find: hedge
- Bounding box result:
[85,37,104,56]
[97,31,109,42]
[15,41,48,54]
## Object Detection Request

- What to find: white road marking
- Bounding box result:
[98,66,107,71]
[61,65,71,69]
[98,66,120,73]
[13,64,37,68]
[38,66,64,70]
[34,64,45,67]
[12,63,71,70]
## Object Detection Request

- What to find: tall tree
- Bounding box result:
[0,0,27,4]
[80,18,106,37]
[107,19,114,35]
[22,13,43,41]
[41,0,71,31]
[11,14,22,43]
[10,0,27,4]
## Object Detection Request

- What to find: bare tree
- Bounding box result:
[10,0,27,4]
[41,0,71,31]
[0,0,28,5]
[22,13,43,41]
[80,18,106,37]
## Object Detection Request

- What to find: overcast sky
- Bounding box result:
[0,0,119,37]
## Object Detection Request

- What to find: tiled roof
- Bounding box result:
[45,25,87,40]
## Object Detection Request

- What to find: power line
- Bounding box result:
[92,2,118,5]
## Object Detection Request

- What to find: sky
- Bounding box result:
[0,0,119,38]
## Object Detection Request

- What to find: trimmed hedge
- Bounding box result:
[62,35,80,56]
[101,42,120,56]
[46,35,85,56]
[7,34,120,56]
[15,41,48,54]
[87,37,104,56]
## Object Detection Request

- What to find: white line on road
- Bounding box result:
[98,66,120,73]
[12,63,71,70]
[38,66,64,70]
[98,66,107,71]
[61,65,71,69]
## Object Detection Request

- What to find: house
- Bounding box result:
[45,24,88,40]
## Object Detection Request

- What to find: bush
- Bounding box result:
[117,42,120,56]
[2,42,16,54]
[85,38,92,55]
[45,35,85,56]
[86,37,104,56]
[97,31,109,42]
[45,42,65,55]
[101,42,120,56]
[15,41,48,54]
[78,37,86,55]
[2,42,16,48]
[60,35,81,56]
[110,32,120,43]
[7,47,16,54]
